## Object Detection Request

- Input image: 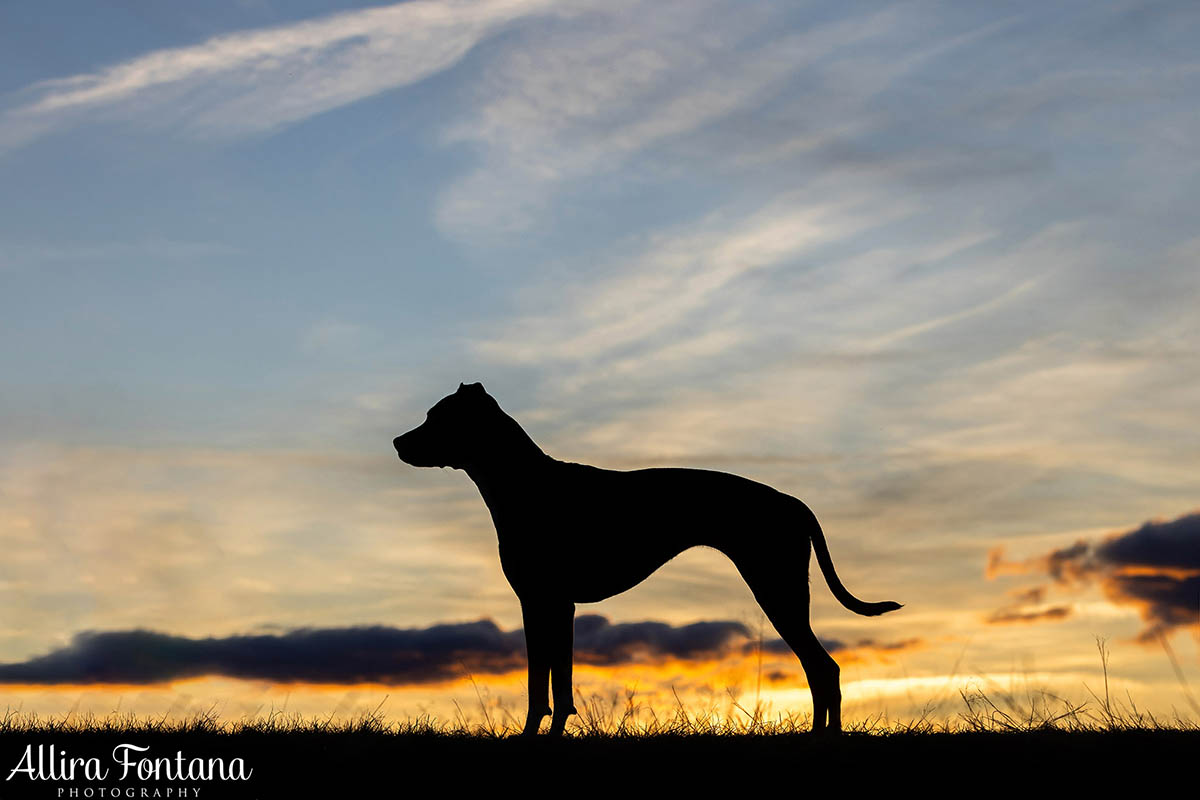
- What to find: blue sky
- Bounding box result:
[1,0,1198,722]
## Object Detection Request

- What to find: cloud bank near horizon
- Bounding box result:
[0,615,921,686]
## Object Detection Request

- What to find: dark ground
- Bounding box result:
[0,724,1189,798]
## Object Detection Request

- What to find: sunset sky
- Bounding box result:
[1,0,1198,727]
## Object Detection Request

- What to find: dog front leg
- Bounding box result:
[546,601,577,737]
[520,601,552,736]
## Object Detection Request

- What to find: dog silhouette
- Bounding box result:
[393,382,901,735]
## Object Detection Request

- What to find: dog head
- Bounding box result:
[393,382,502,470]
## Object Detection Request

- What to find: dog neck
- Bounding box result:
[462,411,552,491]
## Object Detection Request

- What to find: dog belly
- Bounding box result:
[567,547,680,603]
[498,527,687,603]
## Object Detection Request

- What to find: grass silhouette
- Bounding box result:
[1,645,1194,795]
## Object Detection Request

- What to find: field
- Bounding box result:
[1,684,1194,797]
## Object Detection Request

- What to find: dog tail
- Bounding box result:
[807,505,902,617]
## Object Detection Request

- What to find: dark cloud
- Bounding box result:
[866,638,924,653]
[0,622,526,686]
[0,615,762,686]
[1009,586,1046,605]
[986,606,1074,625]
[1106,574,1200,643]
[0,615,926,686]
[833,637,925,664]
[985,511,1200,640]
[572,615,749,665]
[749,636,922,660]
[1095,514,1200,571]
[756,637,840,656]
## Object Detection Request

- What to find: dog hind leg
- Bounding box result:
[733,549,842,734]
[777,621,841,733]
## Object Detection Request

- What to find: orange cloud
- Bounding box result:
[986,540,1094,583]
[984,511,1200,641]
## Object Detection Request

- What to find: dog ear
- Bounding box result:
[458,382,486,395]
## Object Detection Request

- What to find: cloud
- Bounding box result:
[755,635,923,663]
[0,614,926,685]
[0,615,760,685]
[459,1,1200,466]
[1009,586,1047,605]
[985,540,1094,583]
[573,615,750,665]
[432,2,1196,240]
[1096,514,1200,572]
[475,192,912,367]
[986,511,1200,640]
[434,3,906,237]
[0,622,523,685]
[0,0,558,154]
[1105,574,1200,641]
[985,606,1074,625]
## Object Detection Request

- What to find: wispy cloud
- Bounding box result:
[476,191,914,368]
[0,0,558,154]
[435,3,906,237]
[457,2,1200,463]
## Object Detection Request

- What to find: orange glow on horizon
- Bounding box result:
[0,640,956,733]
